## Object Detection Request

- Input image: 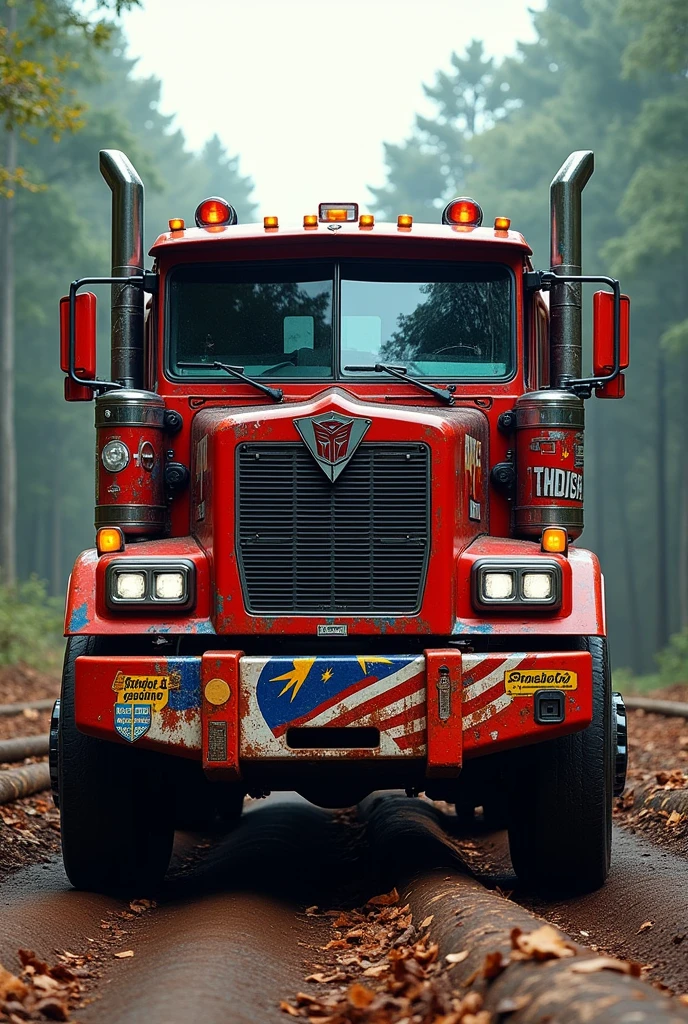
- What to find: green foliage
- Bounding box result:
[0,0,141,195]
[0,575,62,666]
[656,628,688,686]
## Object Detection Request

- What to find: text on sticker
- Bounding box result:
[505,669,578,695]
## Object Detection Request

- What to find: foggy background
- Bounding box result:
[1,0,686,680]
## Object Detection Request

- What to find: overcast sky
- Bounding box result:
[122,0,544,221]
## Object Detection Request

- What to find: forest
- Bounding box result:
[0,0,686,675]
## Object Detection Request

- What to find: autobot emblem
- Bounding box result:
[294,412,371,482]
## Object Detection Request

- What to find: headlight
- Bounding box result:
[115,572,146,600]
[522,572,553,601]
[472,560,561,611]
[106,561,195,610]
[154,571,185,600]
[483,571,515,600]
[102,440,130,473]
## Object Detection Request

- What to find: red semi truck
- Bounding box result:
[53,149,630,896]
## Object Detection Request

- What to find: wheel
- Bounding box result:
[58,636,175,894]
[612,691,628,797]
[507,636,612,895]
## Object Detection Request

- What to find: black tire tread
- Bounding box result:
[507,635,612,894]
[58,636,174,894]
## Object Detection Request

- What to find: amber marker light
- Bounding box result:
[397,214,413,229]
[303,214,318,228]
[264,215,279,230]
[359,214,375,228]
[541,527,568,555]
[97,527,125,556]
[494,215,511,231]
[168,217,185,231]
[318,202,359,223]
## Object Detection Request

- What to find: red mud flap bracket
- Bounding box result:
[201,651,243,780]
[425,649,463,779]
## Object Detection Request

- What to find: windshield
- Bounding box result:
[169,263,334,379]
[168,260,513,380]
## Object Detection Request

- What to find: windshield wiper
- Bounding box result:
[177,361,283,402]
[345,363,456,405]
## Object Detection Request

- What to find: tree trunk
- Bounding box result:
[679,353,688,629]
[656,347,669,651]
[0,3,17,585]
[613,431,642,671]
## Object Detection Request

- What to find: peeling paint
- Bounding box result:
[69,602,89,633]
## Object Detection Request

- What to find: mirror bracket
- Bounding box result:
[67,275,149,394]
[523,270,623,398]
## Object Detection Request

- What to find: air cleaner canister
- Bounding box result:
[95,390,166,536]
[514,390,585,540]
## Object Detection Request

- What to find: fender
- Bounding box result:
[453,535,604,637]
[64,536,215,635]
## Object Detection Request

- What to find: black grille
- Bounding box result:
[237,443,430,614]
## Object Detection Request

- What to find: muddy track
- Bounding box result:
[1,796,687,1021]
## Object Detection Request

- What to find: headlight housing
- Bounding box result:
[101,440,130,473]
[106,560,195,610]
[472,559,561,611]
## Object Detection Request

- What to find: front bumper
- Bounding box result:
[74,648,593,781]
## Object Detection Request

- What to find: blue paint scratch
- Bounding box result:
[69,602,89,632]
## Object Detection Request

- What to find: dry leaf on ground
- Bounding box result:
[511,924,575,961]
[571,956,642,977]
[366,888,399,907]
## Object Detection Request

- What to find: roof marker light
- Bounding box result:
[397,214,413,229]
[319,202,358,223]
[359,214,375,228]
[442,197,483,227]
[194,197,237,228]
[264,215,279,230]
[494,215,511,231]
[303,214,318,228]
[168,217,185,231]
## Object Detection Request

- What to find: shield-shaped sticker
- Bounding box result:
[114,702,151,743]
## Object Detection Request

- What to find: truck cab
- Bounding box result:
[53,152,629,896]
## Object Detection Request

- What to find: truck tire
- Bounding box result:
[58,636,174,895]
[507,636,612,895]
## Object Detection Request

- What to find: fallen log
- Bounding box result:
[0,698,55,718]
[0,762,51,805]
[624,695,688,719]
[361,795,688,1023]
[0,734,49,763]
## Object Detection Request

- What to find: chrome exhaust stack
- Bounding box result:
[99,150,144,389]
[549,151,594,387]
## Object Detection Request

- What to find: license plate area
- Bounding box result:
[286,726,380,750]
[239,654,426,760]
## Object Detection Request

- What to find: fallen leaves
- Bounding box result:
[637,921,653,934]
[114,950,134,959]
[0,949,90,1021]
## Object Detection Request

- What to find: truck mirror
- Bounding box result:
[60,292,97,401]
[593,290,630,399]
